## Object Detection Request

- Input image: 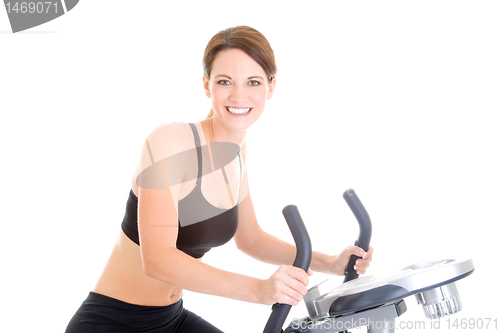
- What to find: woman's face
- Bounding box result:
[203,48,276,133]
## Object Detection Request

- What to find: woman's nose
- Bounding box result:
[230,85,247,103]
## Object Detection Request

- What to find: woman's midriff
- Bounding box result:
[92,230,190,306]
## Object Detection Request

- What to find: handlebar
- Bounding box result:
[342,189,372,283]
[262,205,312,333]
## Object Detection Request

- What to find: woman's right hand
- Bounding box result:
[260,266,311,306]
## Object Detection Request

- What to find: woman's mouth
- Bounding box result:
[226,107,252,115]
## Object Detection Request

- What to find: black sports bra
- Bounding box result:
[121,123,241,258]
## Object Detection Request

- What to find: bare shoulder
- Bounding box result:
[146,122,194,161]
[132,122,195,189]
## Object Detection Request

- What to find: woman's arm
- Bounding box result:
[137,123,309,306]
[234,143,373,276]
[139,186,265,303]
[234,191,373,275]
[139,178,309,306]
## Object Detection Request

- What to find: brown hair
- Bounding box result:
[203,26,277,118]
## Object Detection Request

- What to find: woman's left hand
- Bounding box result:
[330,246,374,276]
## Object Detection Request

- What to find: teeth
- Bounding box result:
[227,107,251,114]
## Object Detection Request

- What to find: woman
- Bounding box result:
[65,25,374,333]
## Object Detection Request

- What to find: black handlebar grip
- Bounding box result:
[263,205,312,333]
[283,205,312,271]
[342,189,372,283]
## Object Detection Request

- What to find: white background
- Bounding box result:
[1,1,499,332]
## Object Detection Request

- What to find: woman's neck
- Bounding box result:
[200,117,247,147]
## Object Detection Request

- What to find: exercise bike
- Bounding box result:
[262,189,474,333]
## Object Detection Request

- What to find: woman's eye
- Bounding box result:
[249,80,260,86]
[217,80,230,85]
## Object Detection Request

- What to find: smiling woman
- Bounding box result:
[203,26,277,120]
[202,48,276,135]
[64,25,373,333]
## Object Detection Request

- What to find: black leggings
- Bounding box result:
[65,292,224,333]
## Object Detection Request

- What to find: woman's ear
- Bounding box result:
[267,77,277,100]
[203,75,211,98]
